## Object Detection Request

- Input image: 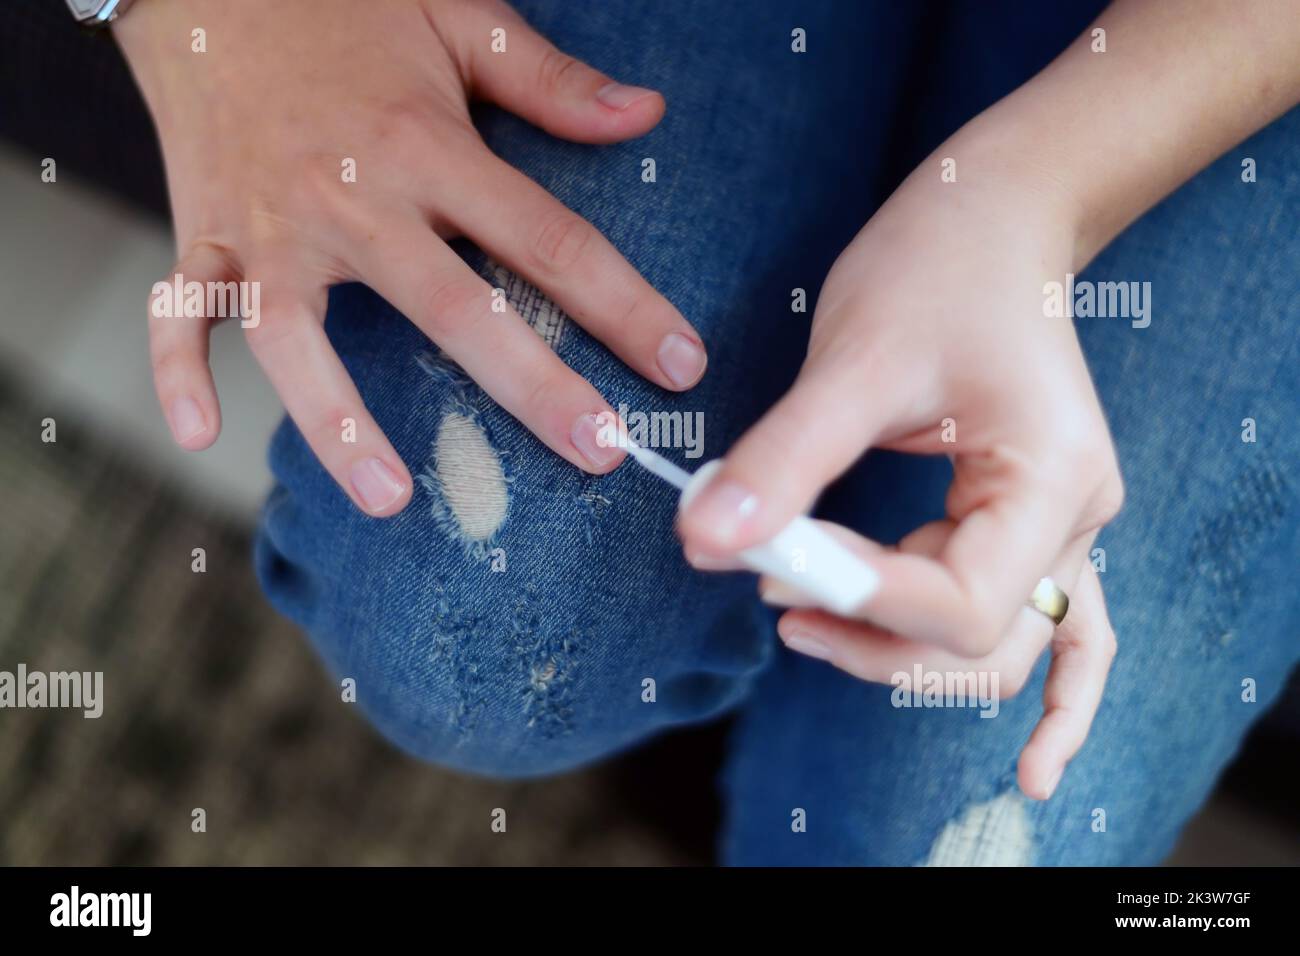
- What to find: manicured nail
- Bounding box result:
[350,457,406,513]
[596,82,656,111]
[1043,767,1064,800]
[571,413,623,469]
[682,477,759,547]
[656,332,707,388]
[781,630,833,662]
[169,396,207,443]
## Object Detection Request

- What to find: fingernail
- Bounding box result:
[682,478,759,547]
[1044,767,1064,800]
[656,332,707,388]
[350,457,406,514]
[781,630,833,662]
[596,82,656,111]
[169,396,207,443]
[759,579,815,608]
[571,413,623,469]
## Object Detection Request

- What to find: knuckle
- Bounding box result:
[419,272,484,333]
[530,212,594,275]
[363,102,444,171]
[311,405,358,445]
[150,348,190,383]
[372,103,431,147]
[614,292,644,328]
[242,312,297,358]
[1038,424,1107,486]
[613,292,677,336]
[521,370,564,422]
[954,584,1005,657]
[264,163,347,225]
[1093,470,1126,525]
[1072,453,1124,529]
[537,47,586,97]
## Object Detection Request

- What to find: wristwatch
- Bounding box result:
[66,0,136,31]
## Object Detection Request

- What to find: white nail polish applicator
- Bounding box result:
[624,441,879,616]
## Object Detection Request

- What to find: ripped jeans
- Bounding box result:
[254,0,1300,864]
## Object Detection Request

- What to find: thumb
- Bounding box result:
[677,359,902,557]
[456,1,664,144]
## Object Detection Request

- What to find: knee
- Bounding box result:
[253,433,593,776]
[255,347,770,777]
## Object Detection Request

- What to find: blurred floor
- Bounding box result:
[0,374,712,865]
[0,145,1295,866]
[0,147,279,522]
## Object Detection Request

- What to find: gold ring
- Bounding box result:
[1029,576,1069,626]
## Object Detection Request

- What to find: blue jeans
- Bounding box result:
[255,1,1300,864]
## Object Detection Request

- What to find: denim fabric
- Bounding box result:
[255,1,1300,864]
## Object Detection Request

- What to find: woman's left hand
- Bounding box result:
[676,137,1125,799]
[760,521,1117,801]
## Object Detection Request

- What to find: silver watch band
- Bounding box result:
[66,0,136,30]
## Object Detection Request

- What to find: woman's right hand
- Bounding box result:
[116,0,705,515]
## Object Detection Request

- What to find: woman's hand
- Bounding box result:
[677,0,1300,800]
[677,136,1124,799]
[117,0,705,515]
[761,523,1117,801]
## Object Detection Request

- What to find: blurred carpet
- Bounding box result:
[0,376,717,866]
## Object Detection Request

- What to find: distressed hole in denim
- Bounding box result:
[512,586,580,738]
[1185,456,1290,652]
[427,412,508,541]
[484,261,568,349]
[920,791,1034,867]
[427,581,486,744]
[577,476,612,545]
[415,351,514,560]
